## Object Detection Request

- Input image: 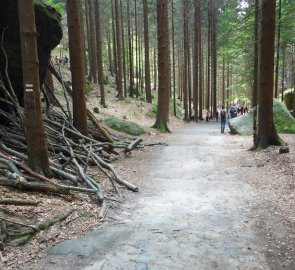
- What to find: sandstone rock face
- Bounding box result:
[0,0,62,107]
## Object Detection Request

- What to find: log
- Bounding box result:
[0,198,40,206]
[0,177,70,195]
[125,138,143,152]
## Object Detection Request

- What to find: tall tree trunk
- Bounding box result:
[207,0,211,111]
[183,0,189,121]
[112,1,118,86]
[281,46,286,102]
[115,0,123,99]
[171,0,177,116]
[127,0,134,97]
[18,0,50,177]
[222,55,225,106]
[120,0,127,98]
[143,0,152,103]
[211,1,217,116]
[135,0,139,98]
[66,0,88,136]
[255,0,281,149]
[107,22,114,76]
[274,0,282,98]
[80,0,88,75]
[193,0,200,121]
[94,0,107,108]
[153,48,157,92]
[198,28,203,120]
[85,0,92,81]
[153,0,170,132]
[88,0,97,84]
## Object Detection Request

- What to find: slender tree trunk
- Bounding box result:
[120,0,127,98]
[115,0,123,99]
[18,0,50,177]
[183,0,189,121]
[281,46,286,102]
[171,0,176,116]
[80,0,88,75]
[188,40,192,119]
[143,0,152,103]
[153,48,157,91]
[112,1,118,86]
[88,0,97,84]
[107,22,114,76]
[198,28,203,120]
[66,0,88,136]
[127,0,134,97]
[193,0,200,121]
[153,0,170,132]
[226,60,230,112]
[211,2,217,116]
[94,0,107,107]
[85,0,92,81]
[255,0,281,149]
[274,0,282,98]
[135,0,139,98]
[222,55,225,105]
[207,0,211,111]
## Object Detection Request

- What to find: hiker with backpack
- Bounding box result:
[220,105,227,133]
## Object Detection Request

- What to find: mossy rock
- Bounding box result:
[229,99,295,135]
[104,116,145,136]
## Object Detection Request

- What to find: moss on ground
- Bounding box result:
[229,99,295,135]
[104,116,145,136]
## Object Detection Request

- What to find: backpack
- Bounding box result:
[220,109,226,119]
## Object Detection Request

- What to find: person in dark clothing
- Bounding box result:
[220,105,227,133]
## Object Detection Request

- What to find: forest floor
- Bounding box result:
[1,76,294,269]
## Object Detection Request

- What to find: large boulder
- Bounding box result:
[229,99,295,135]
[104,116,145,136]
[0,0,62,107]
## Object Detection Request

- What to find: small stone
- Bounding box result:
[93,107,99,114]
[279,146,289,154]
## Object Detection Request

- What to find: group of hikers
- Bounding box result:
[204,104,249,133]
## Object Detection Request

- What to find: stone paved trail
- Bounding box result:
[28,123,271,270]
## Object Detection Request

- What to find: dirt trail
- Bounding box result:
[27,123,278,270]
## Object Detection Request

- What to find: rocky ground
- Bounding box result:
[0,76,294,269]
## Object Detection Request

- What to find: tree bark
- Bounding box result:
[153,0,170,132]
[255,0,281,149]
[143,0,152,103]
[115,0,124,99]
[18,0,50,177]
[193,0,200,121]
[88,0,98,84]
[183,0,189,121]
[94,0,107,108]
[66,0,88,136]
[127,0,134,97]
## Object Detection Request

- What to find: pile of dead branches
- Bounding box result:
[0,63,143,226]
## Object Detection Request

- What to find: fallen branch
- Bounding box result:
[0,198,40,206]
[125,138,143,152]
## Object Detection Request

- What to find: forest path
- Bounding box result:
[28,122,270,270]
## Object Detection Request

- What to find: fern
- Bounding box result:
[40,0,64,13]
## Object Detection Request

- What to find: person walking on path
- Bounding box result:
[220,105,227,133]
